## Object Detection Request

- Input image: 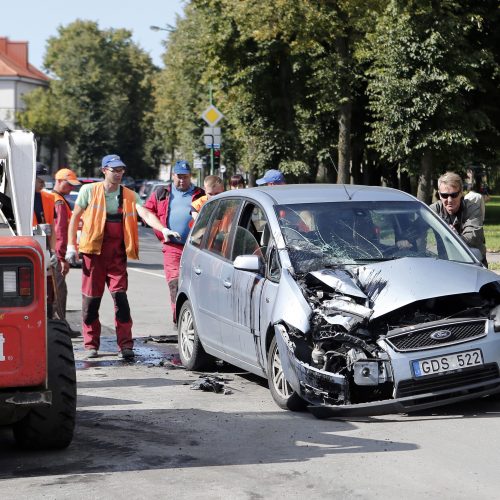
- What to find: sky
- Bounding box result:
[3,0,186,72]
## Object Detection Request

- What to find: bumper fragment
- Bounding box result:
[308,378,500,417]
[274,324,346,405]
[274,323,500,416]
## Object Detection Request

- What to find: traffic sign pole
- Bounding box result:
[201,97,224,177]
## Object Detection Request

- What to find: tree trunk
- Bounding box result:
[351,138,363,185]
[417,149,433,203]
[336,36,351,184]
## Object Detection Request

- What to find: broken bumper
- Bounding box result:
[274,324,500,416]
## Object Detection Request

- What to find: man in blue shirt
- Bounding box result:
[144,161,204,323]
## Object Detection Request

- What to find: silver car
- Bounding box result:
[176,185,500,416]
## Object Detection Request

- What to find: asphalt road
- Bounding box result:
[1,226,500,499]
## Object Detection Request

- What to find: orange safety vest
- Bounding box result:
[78,182,139,260]
[32,190,55,225]
[191,195,208,214]
[52,191,72,219]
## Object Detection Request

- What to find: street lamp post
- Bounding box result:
[150,25,176,33]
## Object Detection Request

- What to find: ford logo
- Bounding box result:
[430,329,452,341]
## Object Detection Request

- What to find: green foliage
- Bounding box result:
[20,20,157,176]
[20,1,499,188]
[366,0,499,170]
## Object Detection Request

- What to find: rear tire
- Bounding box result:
[178,300,213,370]
[13,320,76,449]
[267,336,306,411]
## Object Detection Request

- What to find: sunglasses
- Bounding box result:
[106,167,125,173]
[439,191,460,199]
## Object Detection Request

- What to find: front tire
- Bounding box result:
[178,301,213,370]
[13,320,77,449]
[267,336,306,411]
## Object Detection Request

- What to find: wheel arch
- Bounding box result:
[176,292,189,322]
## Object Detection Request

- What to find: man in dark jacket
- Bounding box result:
[144,160,205,322]
[430,171,487,266]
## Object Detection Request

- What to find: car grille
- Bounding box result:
[396,363,499,398]
[385,319,487,352]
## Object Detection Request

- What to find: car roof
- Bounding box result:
[216,184,416,205]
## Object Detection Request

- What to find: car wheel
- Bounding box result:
[178,300,213,370]
[267,336,306,411]
[13,320,76,449]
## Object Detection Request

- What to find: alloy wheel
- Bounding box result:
[271,345,292,398]
[179,307,195,361]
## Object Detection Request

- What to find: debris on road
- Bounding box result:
[190,374,233,394]
[159,353,185,369]
[143,335,178,344]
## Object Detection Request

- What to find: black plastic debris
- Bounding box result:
[160,353,185,369]
[143,335,178,344]
[190,374,233,394]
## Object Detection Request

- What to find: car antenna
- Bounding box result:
[327,152,352,200]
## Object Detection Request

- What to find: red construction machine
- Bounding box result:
[0,130,76,449]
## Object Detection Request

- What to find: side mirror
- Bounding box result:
[234,254,263,273]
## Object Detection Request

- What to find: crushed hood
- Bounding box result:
[310,258,499,319]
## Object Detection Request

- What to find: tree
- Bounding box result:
[366,0,498,202]
[17,87,69,166]
[21,20,157,176]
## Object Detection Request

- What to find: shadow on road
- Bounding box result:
[0,407,418,479]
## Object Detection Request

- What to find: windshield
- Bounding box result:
[276,201,475,274]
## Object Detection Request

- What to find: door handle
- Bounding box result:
[194,267,201,275]
[223,280,232,289]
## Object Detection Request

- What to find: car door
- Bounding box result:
[199,198,242,354]
[220,203,270,370]
[186,199,225,352]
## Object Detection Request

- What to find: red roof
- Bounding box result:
[0,37,49,81]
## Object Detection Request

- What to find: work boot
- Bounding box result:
[85,349,98,359]
[118,348,135,359]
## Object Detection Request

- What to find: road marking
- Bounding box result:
[128,267,164,278]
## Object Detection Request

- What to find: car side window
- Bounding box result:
[205,199,240,258]
[231,203,272,261]
[190,200,218,248]
[268,246,281,281]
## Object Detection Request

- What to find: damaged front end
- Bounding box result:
[274,261,500,416]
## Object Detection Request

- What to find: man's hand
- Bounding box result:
[61,260,70,276]
[162,227,181,242]
[49,252,58,268]
[396,239,412,250]
[65,244,78,265]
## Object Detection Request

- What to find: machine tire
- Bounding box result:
[178,300,213,370]
[13,320,76,449]
[267,336,306,412]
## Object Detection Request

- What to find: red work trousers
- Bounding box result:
[162,242,184,322]
[81,220,133,351]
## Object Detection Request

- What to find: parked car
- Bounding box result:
[176,184,500,416]
[139,180,168,200]
[139,181,171,226]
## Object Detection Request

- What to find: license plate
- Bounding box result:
[412,349,483,377]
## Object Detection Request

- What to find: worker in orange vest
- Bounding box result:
[66,154,169,360]
[191,175,224,222]
[52,168,81,324]
[33,162,57,317]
